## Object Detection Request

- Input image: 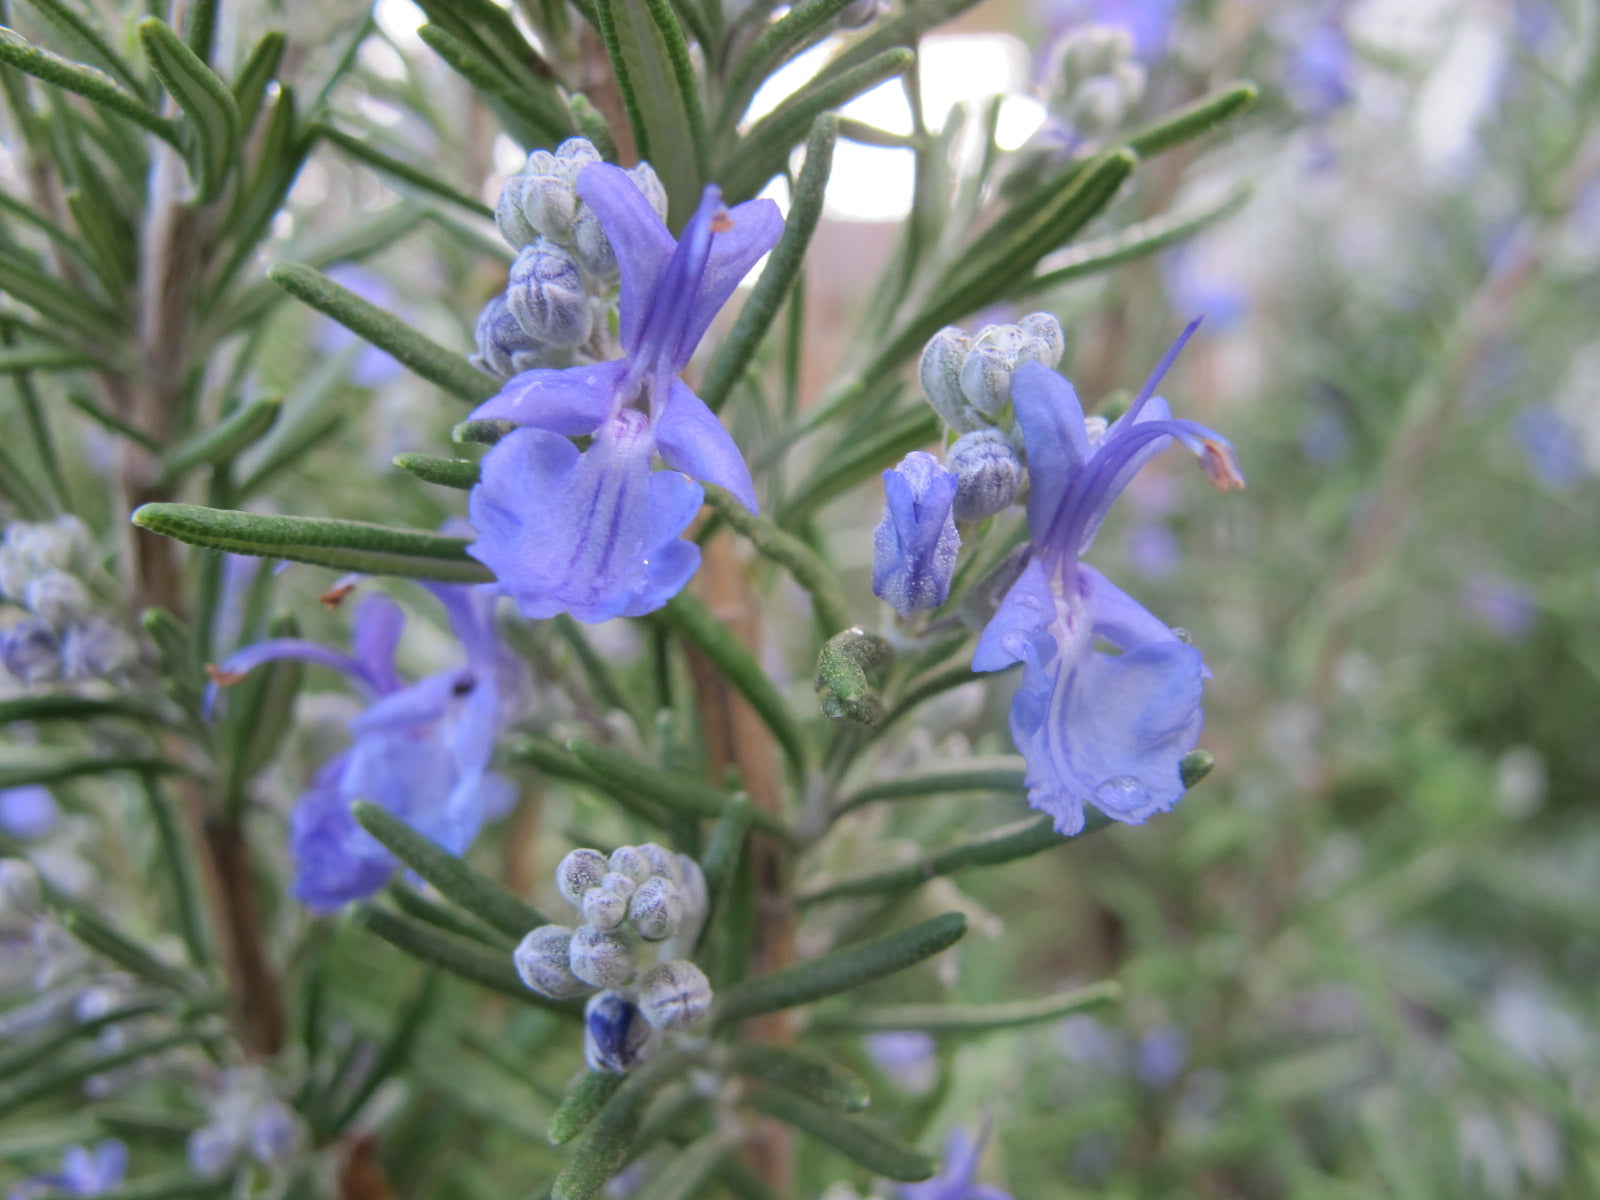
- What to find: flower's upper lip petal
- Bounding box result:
[349,668,465,733]
[655,379,758,512]
[576,163,676,355]
[210,638,383,700]
[350,592,405,693]
[1012,360,1090,540]
[679,196,784,362]
[468,361,624,433]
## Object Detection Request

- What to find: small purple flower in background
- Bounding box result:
[1040,0,1179,61]
[468,165,783,623]
[865,1030,938,1094]
[1280,8,1354,120]
[1459,572,1538,642]
[1135,1026,1187,1088]
[9,1141,127,1199]
[873,451,961,615]
[0,786,59,841]
[319,265,404,387]
[1515,406,1585,489]
[973,320,1243,834]
[212,586,518,911]
[901,1124,1013,1200]
[1163,243,1247,334]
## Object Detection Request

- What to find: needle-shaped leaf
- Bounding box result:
[0,26,179,145]
[131,503,493,583]
[548,1071,625,1146]
[137,17,240,202]
[745,1087,933,1181]
[812,980,1124,1034]
[393,452,481,490]
[731,1043,869,1111]
[160,397,281,483]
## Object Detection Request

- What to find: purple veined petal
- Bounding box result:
[872,452,960,614]
[207,640,384,721]
[972,558,1059,672]
[1012,360,1091,539]
[1014,637,1205,835]
[1115,316,1202,428]
[1077,564,1188,654]
[633,186,722,388]
[421,582,499,674]
[348,668,467,734]
[576,164,677,355]
[654,380,758,511]
[678,195,784,363]
[289,756,396,911]
[467,361,624,432]
[350,592,405,694]
[612,468,703,618]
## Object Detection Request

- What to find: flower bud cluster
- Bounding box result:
[473,138,669,380]
[1049,26,1147,141]
[186,1067,305,1179]
[0,518,135,686]
[513,843,714,1074]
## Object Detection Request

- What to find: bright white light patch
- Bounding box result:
[374,0,426,48]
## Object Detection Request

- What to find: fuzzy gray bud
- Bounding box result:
[599,871,637,900]
[607,845,651,884]
[919,326,976,430]
[637,960,713,1031]
[628,876,684,941]
[556,848,609,907]
[1,618,59,683]
[23,571,89,630]
[581,888,628,930]
[496,139,605,248]
[948,428,1023,521]
[472,294,557,379]
[959,324,1060,418]
[568,925,637,988]
[625,163,668,222]
[1017,312,1066,367]
[506,241,592,348]
[1054,27,1145,137]
[636,843,682,884]
[513,925,590,998]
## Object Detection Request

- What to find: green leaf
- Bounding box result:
[566,739,793,843]
[815,627,893,726]
[15,0,146,94]
[393,451,481,490]
[316,122,494,218]
[700,793,752,909]
[64,1175,221,1200]
[328,973,440,1134]
[632,1131,741,1200]
[717,0,858,130]
[703,490,853,640]
[813,980,1124,1034]
[551,1051,691,1200]
[722,48,912,204]
[353,801,549,940]
[0,246,121,340]
[1180,750,1216,788]
[0,751,184,791]
[268,261,497,403]
[814,0,983,83]
[219,614,302,818]
[0,25,179,145]
[548,1071,625,1146]
[160,397,281,483]
[0,694,166,726]
[63,186,136,291]
[61,908,200,996]
[137,17,240,202]
[0,999,165,1081]
[0,1032,194,1121]
[231,30,284,131]
[387,883,511,949]
[654,592,809,775]
[416,23,570,145]
[837,755,1027,813]
[1125,81,1257,158]
[185,0,218,61]
[1014,184,1253,299]
[731,1042,869,1111]
[715,912,966,1027]
[593,0,705,224]
[800,814,1113,905]
[137,774,210,968]
[131,503,494,583]
[514,736,673,830]
[745,1087,933,1181]
[350,904,578,1016]
[701,113,836,414]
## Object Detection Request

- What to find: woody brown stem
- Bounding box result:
[682,532,795,1191]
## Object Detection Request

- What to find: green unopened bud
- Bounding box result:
[556,848,609,907]
[636,960,713,1031]
[815,627,893,726]
[568,925,637,988]
[1179,750,1215,789]
[628,876,684,942]
[513,925,590,999]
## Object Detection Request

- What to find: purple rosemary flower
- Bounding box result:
[873,451,961,615]
[973,321,1242,834]
[901,1125,1012,1200]
[10,1141,127,1199]
[467,165,783,623]
[212,586,517,911]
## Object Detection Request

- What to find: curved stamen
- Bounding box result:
[1117,317,1203,429]
[624,186,722,419]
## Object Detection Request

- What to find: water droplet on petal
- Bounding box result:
[1093,775,1149,814]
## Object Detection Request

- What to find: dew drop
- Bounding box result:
[1093,775,1149,813]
